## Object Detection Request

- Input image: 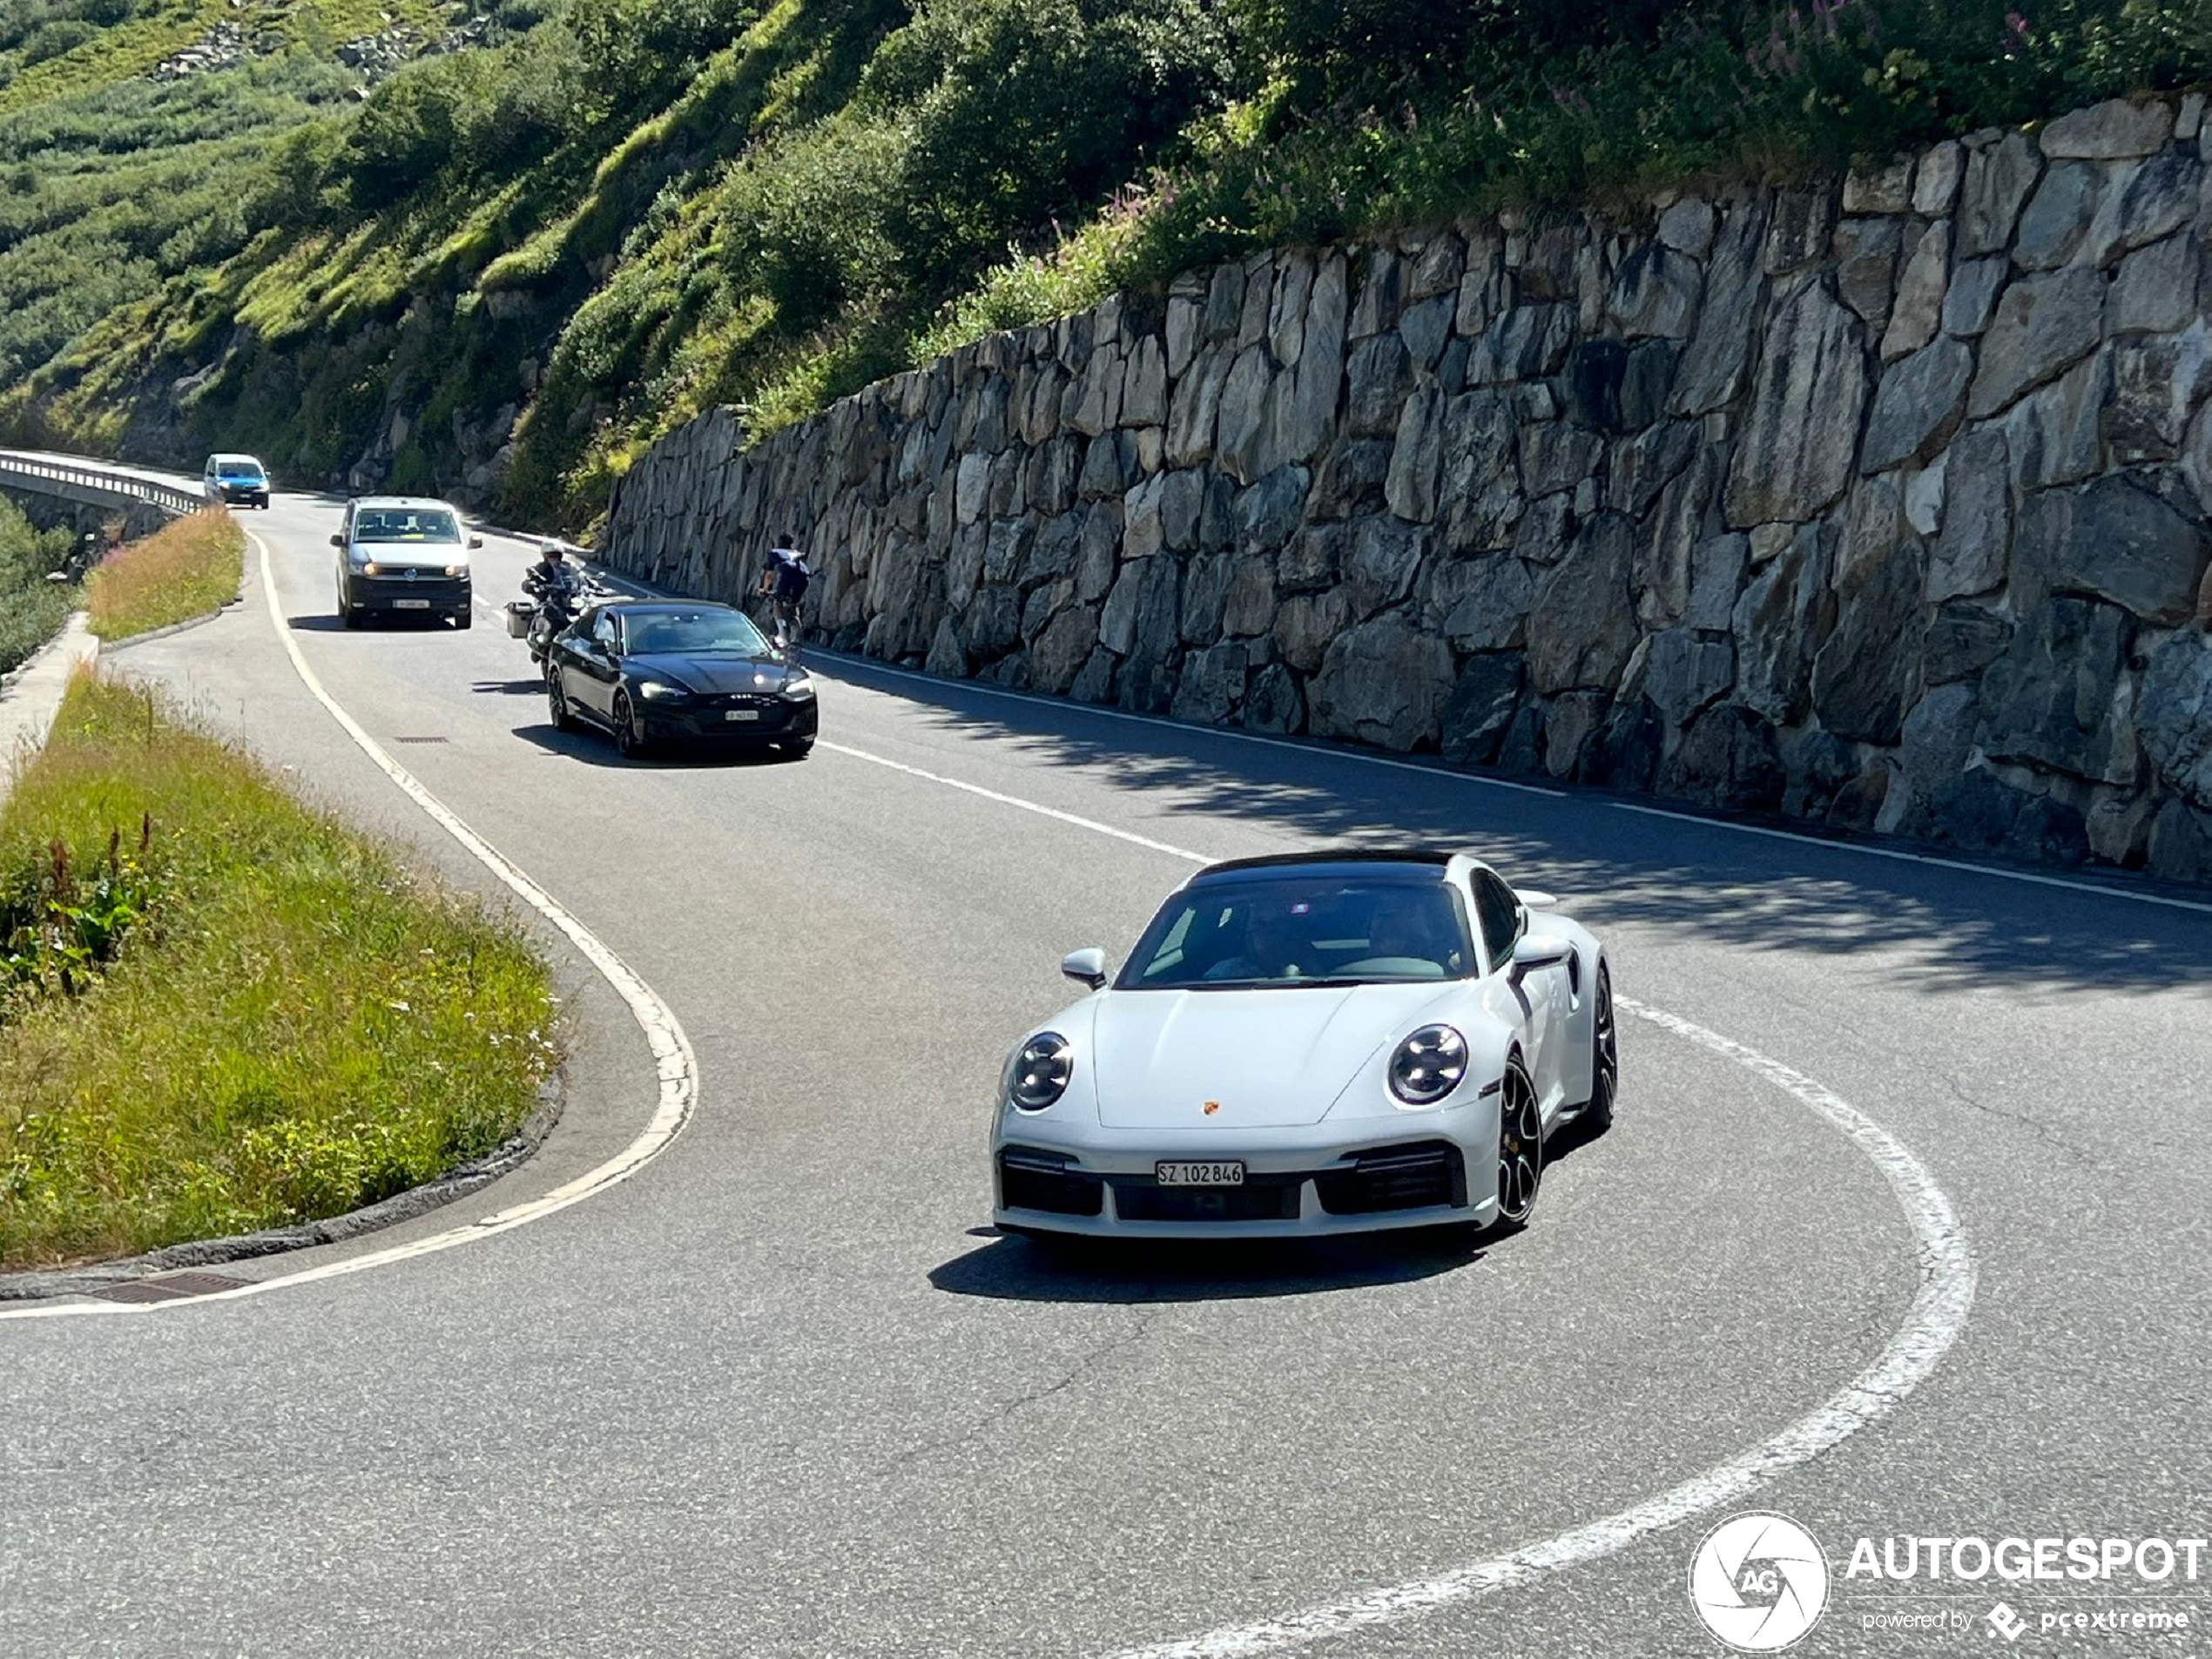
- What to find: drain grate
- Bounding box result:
[91,1271,255,1304]
[390,736,449,745]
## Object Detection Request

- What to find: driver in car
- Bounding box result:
[1203,901,1312,982]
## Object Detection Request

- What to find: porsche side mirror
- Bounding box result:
[468,535,483,550]
[1062,948,1108,990]
[329,533,343,548]
[1511,933,1573,975]
[1517,888,1558,910]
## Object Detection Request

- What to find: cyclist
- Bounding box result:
[756,538,813,658]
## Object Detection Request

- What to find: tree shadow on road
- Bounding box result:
[817,653,2212,996]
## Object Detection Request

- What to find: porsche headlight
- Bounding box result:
[1388,1024,1468,1106]
[636,679,690,700]
[1007,1031,1073,1111]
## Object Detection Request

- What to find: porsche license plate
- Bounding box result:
[1156,1160,1244,1186]
[724,709,759,721]
[393,598,430,609]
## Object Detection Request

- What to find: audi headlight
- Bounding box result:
[636,680,690,701]
[1388,1024,1468,1106]
[1007,1032,1073,1111]
[782,675,815,700]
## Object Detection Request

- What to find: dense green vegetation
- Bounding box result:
[85,506,242,639]
[0,496,76,676]
[0,0,2205,536]
[0,671,558,1270]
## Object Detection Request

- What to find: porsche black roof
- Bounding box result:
[1193,849,1455,884]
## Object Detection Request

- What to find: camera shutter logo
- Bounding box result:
[1688,1512,1831,1651]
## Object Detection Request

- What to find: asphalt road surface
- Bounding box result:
[3,481,2209,1657]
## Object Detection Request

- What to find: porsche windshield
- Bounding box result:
[1116,872,1475,988]
[622,610,769,655]
[352,509,461,543]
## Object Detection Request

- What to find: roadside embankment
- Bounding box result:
[0,672,559,1271]
[0,494,74,676]
[87,508,243,642]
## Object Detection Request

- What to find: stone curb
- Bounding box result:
[0,1070,567,1302]
[98,593,246,653]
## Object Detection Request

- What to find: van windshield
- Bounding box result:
[217,462,263,481]
[354,509,460,543]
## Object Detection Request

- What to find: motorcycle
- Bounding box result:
[507,562,588,667]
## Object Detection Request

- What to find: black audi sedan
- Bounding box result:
[545,601,817,759]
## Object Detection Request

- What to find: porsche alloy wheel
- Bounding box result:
[1494,1055,1542,1232]
[1584,964,1617,1134]
[612,690,646,759]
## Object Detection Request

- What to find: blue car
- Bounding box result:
[203,453,270,509]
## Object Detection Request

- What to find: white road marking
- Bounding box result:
[1608,800,2212,918]
[806,740,1975,1659]
[0,529,701,1321]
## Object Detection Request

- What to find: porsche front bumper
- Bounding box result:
[990,1097,1501,1238]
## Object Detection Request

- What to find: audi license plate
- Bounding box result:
[393,597,430,609]
[724,709,759,721]
[1156,1160,1244,1187]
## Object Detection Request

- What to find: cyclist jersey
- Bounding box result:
[765,548,812,602]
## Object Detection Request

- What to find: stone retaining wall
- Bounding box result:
[605,94,2212,884]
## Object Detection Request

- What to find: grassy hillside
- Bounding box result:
[1,0,2206,536]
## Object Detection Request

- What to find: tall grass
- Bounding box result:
[0,672,559,1270]
[0,493,74,675]
[85,509,242,641]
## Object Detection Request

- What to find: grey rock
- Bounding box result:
[1076,502,1121,601]
[1164,344,1230,467]
[1439,391,1523,551]
[1844,160,1914,214]
[1522,420,1605,498]
[1272,589,1352,672]
[1122,473,1168,560]
[1172,642,1248,725]
[1764,189,1836,274]
[1080,431,1137,499]
[1399,295,1454,371]
[1564,340,1631,433]
[1657,199,1716,258]
[1180,552,1233,642]
[1308,440,1393,519]
[2040,98,2174,159]
[2054,473,2210,624]
[1278,524,1342,592]
[1069,645,1116,705]
[2107,325,2212,462]
[2112,233,2202,334]
[1022,510,1084,589]
[1234,466,1309,555]
[1098,562,1143,656]
[1346,335,1413,438]
[1165,292,1202,379]
[2001,352,2108,489]
[1940,255,2007,337]
[1345,518,1429,617]
[925,616,969,678]
[1622,341,1679,429]
[2113,149,2202,254]
[1979,594,2137,783]
[1385,382,1446,522]
[2146,797,2212,882]
[1731,521,1833,725]
[1066,339,1123,435]
[1028,603,1096,692]
[1308,616,1455,752]
[1607,243,1701,338]
[1876,681,1979,835]
[1158,467,1205,552]
[1131,553,1183,664]
[1467,304,1576,385]
[1688,533,1750,631]
[1928,425,2013,600]
[1221,555,1276,637]
[1957,130,2042,258]
[1914,140,1966,214]
[1527,512,1639,693]
[1812,541,1925,744]
[1609,418,1700,519]
[1663,704,1787,811]
[1510,492,1575,565]
[1122,334,1168,428]
[1351,249,1405,341]
[1833,217,1902,330]
[1215,344,1277,483]
[2013,161,2104,269]
[1838,476,1906,592]
[1244,660,1305,734]
[1967,267,2105,418]
[1543,691,1608,777]
[1272,250,1348,466]
[2134,629,2212,806]
[1406,233,1467,300]
[1923,600,2013,685]
[1636,447,1716,624]
[1440,652,1525,765]
[1862,337,1976,474]
[1672,201,1769,415]
[1437,553,1536,651]
[1643,627,1737,725]
[1019,579,1069,643]
[1723,280,1868,526]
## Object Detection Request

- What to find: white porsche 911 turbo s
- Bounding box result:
[990,850,1615,1240]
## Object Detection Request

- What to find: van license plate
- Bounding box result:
[393,598,429,609]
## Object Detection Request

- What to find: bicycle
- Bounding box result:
[755,591,805,665]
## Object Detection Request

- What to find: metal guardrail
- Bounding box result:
[0,451,202,517]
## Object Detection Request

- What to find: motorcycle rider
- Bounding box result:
[521,538,583,661]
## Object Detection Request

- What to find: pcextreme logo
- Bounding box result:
[1689,1512,1832,1652]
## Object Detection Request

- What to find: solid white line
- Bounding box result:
[1103,995,1975,1659]
[1609,801,2212,919]
[0,529,701,1321]
[793,738,1973,1659]
[817,651,1568,798]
